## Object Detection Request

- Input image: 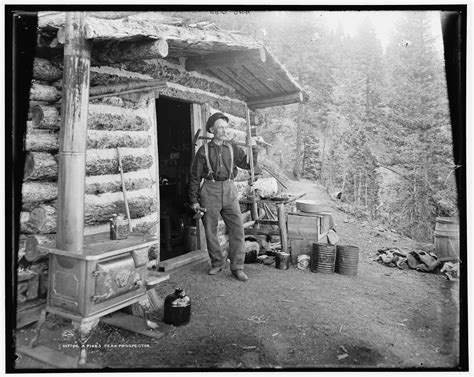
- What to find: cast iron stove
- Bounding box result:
[28,232,158,366]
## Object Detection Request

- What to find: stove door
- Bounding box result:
[93,254,142,304]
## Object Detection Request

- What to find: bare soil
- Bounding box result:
[14,179,460,370]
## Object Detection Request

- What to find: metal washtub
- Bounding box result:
[335,245,359,276]
[311,243,336,273]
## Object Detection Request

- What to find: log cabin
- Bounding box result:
[17,11,306,327]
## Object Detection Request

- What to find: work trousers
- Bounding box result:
[199,180,245,272]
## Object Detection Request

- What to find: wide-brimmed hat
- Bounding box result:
[206,112,229,132]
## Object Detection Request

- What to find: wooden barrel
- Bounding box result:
[311,243,336,273]
[335,245,359,276]
[434,217,459,259]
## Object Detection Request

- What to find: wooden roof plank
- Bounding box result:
[206,68,254,99]
[241,64,278,97]
[248,91,304,109]
[185,48,266,71]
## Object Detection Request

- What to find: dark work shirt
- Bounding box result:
[189,140,260,204]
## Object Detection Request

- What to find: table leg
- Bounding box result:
[277,203,288,254]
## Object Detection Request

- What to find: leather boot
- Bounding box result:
[231,270,248,282]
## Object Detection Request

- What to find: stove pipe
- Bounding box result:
[56,12,91,254]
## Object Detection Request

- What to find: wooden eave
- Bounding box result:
[37,11,307,109]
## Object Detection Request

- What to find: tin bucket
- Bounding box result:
[110,215,129,240]
[311,243,336,273]
[275,252,290,270]
[335,245,359,276]
[434,217,459,259]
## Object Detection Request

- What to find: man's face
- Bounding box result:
[211,118,229,140]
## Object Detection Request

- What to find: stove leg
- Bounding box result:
[72,318,99,367]
[28,308,48,348]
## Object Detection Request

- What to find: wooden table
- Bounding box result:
[240,198,292,253]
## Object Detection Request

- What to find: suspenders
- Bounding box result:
[203,142,234,182]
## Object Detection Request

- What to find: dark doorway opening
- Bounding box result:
[156,97,195,261]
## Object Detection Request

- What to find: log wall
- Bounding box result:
[19,50,267,305]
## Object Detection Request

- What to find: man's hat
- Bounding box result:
[206,112,229,132]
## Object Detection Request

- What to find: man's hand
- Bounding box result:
[191,203,206,212]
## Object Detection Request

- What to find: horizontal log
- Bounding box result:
[25,235,55,262]
[31,105,61,129]
[21,187,158,230]
[26,204,57,234]
[88,79,167,99]
[110,59,244,101]
[85,169,154,195]
[86,148,154,175]
[84,212,158,235]
[186,48,266,71]
[247,91,304,109]
[84,188,157,224]
[21,182,57,211]
[88,104,151,131]
[47,67,154,91]
[32,58,63,82]
[29,83,61,102]
[87,130,152,149]
[25,130,59,152]
[24,152,58,181]
[156,83,248,120]
[24,129,151,152]
[89,66,153,87]
[95,39,169,63]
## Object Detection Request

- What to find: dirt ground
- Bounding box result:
[13,180,461,370]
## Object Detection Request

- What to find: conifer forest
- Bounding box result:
[173,10,458,243]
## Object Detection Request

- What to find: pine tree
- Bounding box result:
[382,11,454,240]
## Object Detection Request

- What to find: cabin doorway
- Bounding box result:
[156,97,195,261]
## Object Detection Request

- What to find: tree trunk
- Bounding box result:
[365,174,368,208]
[31,105,61,129]
[292,103,304,179]
[87,104,151,131]
[25,129,59,152]
[353,175,357,204]
[24,152,58,181]
[32,57,63,82]
[29,83,61,102]
[25,234,55,262]
[320,129,327,181]
[26,204,57,234]
[21,182,58,210]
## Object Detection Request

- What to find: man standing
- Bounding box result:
[189,112,259,282]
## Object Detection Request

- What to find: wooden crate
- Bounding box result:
[287,212,322,240]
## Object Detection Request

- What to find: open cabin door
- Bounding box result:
[156,98,208,260]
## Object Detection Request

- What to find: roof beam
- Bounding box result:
[185,48,266,71]
[93,39,169,63]
[247,91,304,109]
